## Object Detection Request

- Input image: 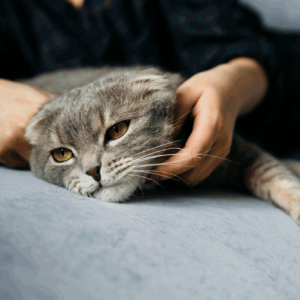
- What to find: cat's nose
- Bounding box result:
[86,166,101,182]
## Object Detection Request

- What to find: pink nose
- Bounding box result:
[86,166,101,182]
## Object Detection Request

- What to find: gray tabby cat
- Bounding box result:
[23,66,300,225]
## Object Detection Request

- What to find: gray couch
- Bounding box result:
[1,165,300,300]
[1,1,300,299]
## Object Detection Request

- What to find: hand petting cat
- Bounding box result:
[0,79,52,168]
[0,57,267,189]
[151,57,268,186]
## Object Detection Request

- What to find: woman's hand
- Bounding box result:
[151,57,268,186]
[0,79,52,168]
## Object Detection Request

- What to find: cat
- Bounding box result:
[23,66,300,225]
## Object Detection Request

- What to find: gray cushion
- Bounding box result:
[240,0,300,32]
[1,165,300,300]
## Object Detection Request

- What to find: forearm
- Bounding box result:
[0,79,53,102]
[222,57,269,116]
[0,79,53,167]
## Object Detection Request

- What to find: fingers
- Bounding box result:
[0,123,23,157]
[172,81,202,137]
[0,150,29,168]
[180,148,228,186]
[0,98,35,156]
[13,137,32,161]
[0,121,31,162]
[0,130,31,167]
[0,80,53,169]
[151,89,222,181]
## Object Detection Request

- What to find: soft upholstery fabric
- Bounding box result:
[241,0,300,31]
[1,165,300,300]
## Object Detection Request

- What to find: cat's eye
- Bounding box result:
[106,121,129,141]
[52,148,73,162]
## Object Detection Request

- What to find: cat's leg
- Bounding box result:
[237,139,300,225]
[283,160,300,177]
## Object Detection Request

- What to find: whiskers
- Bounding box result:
[122,176,144,200]
[66,139,237,203]
[131,142,238,168]
[171,108,194,132]
[130,168,189,186]
[132,140,184,159]
[126,141,239,188]
[133,139,237,164]
[128,172,169,194]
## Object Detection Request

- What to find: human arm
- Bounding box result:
[0,79,52,168]
[147,0,282,185]
[151,56,268,185]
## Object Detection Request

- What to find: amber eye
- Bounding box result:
[106,121,129,141]
[52,148,73,162]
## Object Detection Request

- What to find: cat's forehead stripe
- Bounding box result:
[89,111,105,133]
[54,125,65,145]
[49,130,62,146]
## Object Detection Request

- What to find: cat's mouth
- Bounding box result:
[93,181,126,191]
[90,174,153,199]
[91,182,102,195]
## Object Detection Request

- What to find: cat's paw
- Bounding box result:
[68,176,99,196]
[289,204,300,226]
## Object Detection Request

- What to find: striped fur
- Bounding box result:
[237,137,300,225]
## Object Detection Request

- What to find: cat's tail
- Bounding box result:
[234,136,300,225]
[283,160,300,177]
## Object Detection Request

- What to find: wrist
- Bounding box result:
[224,57,269,116]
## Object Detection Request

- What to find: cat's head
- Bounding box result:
[25,68,184,202]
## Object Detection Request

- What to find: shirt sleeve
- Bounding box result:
[156,0,285,153]
[0,0,286,153]
[0,0,37,79]
[157,0,282,75]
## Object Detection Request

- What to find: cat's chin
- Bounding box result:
[92,183,137,203]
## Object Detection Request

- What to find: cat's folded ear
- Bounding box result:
[130,70,184,93]
[25,111,47,145]
[130,74,169,91]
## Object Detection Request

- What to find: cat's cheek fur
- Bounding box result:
[93,184,136,202]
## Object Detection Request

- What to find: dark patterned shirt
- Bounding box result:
[0,0,296,155]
